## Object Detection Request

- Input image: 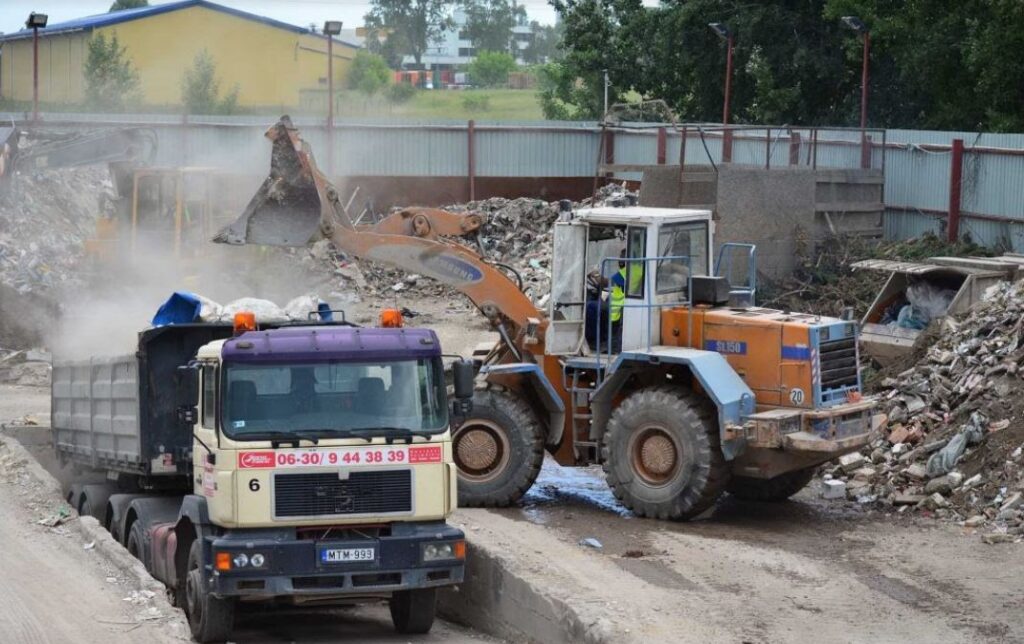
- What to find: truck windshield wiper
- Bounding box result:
[348,427,441,444]
[234,430,319,446]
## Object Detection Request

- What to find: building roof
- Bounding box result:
[0,0,361,47]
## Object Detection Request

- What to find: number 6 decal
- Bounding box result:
[249,478,260,492]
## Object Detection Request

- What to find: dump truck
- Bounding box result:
[215,116,884,521]
[54,313,472,642]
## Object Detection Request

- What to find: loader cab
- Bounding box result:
[548,207,714,355]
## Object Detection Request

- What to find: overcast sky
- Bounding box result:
[0,0,562,37]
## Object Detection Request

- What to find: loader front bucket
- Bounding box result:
[213,117,326,247]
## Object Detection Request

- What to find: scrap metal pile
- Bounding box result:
[824,279,1024,543]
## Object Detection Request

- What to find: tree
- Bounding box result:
[181,49,239,115]
[109,0,148,11]
[469,50,516,87]
[83,31,141,111]
[365,0,453,67]
[522,20,563,64]
[349,51,392,96]
[462,0,526,54]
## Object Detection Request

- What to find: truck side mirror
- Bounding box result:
[452,361,475,416]
[176,364,199,421]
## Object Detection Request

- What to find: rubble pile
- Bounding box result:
[824,279,1024,542]
[297,183,636,306]
[0,166,109,295]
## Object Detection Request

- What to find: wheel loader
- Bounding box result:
[214,116,884,520]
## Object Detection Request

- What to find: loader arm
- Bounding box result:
[213,117,546,353]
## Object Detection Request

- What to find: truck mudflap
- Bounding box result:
[206,522,465,598]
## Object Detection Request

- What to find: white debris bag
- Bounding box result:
[284,294,323,321]
[219,298,288,323]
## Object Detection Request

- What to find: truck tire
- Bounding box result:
[185,540,235,643]
[390,588,437,634]
[452,391,544,507]
[727,467,816,502]
[126,522,145,563]
[602,386,728,520]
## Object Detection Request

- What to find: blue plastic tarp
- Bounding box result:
[152,291,203,326]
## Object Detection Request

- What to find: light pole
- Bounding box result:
[26,12,48,124]
[841,16,870,129]
[323,20,342,177]
[708,22,733,161]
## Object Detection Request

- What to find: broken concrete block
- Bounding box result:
[904,463,929,480]
[852,467,877,482]
[964,515,986,527]
[982,533,1016,545]
[822,479,847,500]
[893,493,926,506]
[838,452,866,474]
[924,476,953,496]
[1000,492,1023,512]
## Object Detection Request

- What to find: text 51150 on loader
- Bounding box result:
[216,116,885,520]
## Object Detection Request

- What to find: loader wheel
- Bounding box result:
[452,391,544,507]
[185,540,235,643]
[727,467,816,502]
[603,387,728,520]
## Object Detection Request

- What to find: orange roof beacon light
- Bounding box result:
[379,308,404,328]
[233,311,257,335]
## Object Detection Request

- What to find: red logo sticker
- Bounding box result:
[408,445,442,464]
[238,451,275,468]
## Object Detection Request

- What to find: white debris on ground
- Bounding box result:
[822,279,1024,543]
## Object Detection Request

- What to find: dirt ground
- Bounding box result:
[0,384,495,644]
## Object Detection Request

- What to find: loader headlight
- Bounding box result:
[421,540,466,562]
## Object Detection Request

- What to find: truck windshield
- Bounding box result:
[221,358,448,440]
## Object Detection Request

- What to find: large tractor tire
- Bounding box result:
[727,467,816,502]
[452,390,544,507]
[390,588,437,634]
[602,386,729,520]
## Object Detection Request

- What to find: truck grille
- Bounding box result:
[819,337,859,390]
[274,470,412,519]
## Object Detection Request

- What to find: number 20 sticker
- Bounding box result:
[789,388,805,405]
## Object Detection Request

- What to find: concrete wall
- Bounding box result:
[715,165,818,280]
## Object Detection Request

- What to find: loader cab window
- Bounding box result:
[201,364,217,429]
[656,222,708,296]
[587,224,646,298]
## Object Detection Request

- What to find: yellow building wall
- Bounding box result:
[1,4,354,108]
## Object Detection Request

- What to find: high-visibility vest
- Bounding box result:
[610,264,643,322]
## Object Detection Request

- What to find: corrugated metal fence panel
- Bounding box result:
[884,146,952,213]
[884,209,943,240]
[958,217,1024,251]
[335,126,467,176]
[962,152,1024,220]
[476,128,598,177]
[612,130,657,180]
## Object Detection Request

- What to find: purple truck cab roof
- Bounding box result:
[222,326,442,363]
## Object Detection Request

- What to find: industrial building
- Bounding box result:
[0,0,360,109]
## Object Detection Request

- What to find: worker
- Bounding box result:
[585,250,643,353]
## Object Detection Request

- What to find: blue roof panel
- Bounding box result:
[0,1,361,47]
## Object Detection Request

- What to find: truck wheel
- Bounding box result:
[727,467,816,502]
[602,387,728,521]
[390,588,437,634]
[185,540,235,643]
[452,391,544,507]
[126,522,145,562]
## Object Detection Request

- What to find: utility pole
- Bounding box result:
[26,12,48,124]
[708,23,733,162]
[323,21,343,177]
[602,69,609,117]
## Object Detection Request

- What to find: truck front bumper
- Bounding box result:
[788,399,884,457]
[207,521,465,599]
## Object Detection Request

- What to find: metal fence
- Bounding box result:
[3,111,1023,249]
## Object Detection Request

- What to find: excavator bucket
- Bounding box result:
[213,116,329,247]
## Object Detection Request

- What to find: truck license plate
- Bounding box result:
[321,547,375,563]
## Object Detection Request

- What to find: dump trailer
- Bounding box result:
[53,316,472,643]
[214,117,885,521]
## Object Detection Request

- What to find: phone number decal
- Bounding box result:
[238,445,442,469]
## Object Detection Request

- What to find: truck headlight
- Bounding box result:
[250,553,266,567]
[232,553,249,568]
[421,540,466,562]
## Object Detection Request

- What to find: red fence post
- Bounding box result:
[467,119,476,202]
[656,127,667,164]
[947,138,964,242]
[789,131,801,165]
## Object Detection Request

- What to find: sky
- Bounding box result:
[0,0,562,37]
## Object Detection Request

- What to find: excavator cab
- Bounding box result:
[547,207,714,356]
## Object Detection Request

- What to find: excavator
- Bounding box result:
[214,116,883,520]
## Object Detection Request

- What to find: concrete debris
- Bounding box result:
[579,537,604,549]
[821,479,846,499]
[825,279,1024,540]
